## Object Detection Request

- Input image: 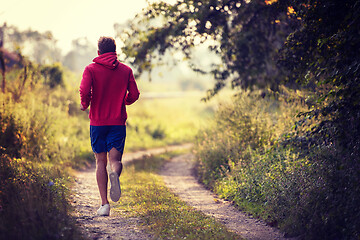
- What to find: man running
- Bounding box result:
[79,36,140,216]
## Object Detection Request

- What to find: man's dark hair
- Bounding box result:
[98,36,116,54]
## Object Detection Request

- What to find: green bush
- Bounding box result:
[0,102,84,239]
[195,91,296,188]
[41,63,64,88]
[194,90,360,239]
[0,155,83,240]
[0,66,88,240]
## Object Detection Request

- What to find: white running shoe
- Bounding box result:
[109,172,121,202]
[97,203,110,216]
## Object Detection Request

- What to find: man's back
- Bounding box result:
[79,52,139,126]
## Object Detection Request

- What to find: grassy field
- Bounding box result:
[112,151,242,240]
[124,91,220,151]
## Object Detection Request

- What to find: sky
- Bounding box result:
[0,0,173,54]
[0,0,216,88]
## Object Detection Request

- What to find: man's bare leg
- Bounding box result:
[109,147,123,176]
[95,152,109,205]
[108,147,123,202]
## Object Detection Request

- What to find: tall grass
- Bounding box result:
[0,65,87,239]
[195,90,301,188]
[196,88,360,239]
[0,156,83,240]
[195,90,353,238]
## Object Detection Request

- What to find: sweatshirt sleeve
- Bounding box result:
[79,66,92,110]
[125,70,140,105]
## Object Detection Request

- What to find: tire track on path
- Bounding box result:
[160,153,293,240]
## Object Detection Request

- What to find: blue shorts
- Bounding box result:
[90,125,126,154]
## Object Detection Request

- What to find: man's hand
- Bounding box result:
[80,103,86,111]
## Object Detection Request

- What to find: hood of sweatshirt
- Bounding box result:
[93,52,119,69]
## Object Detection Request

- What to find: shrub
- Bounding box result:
[0,67,87,239]
[41,63,64,88]
[195,91,297,188]
[195,90,360,239]
[0,155,82,240]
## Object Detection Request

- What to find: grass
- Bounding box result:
[124,91,218,151]
[112,151,242,240]
[0,156,84,240]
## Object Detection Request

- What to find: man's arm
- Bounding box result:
[79,66,92,110]
[125,70,140,105]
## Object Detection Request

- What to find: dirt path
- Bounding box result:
[72,144,191,240]
[160,153,292,240]
[72,163,150,240]
[73,145,291,240]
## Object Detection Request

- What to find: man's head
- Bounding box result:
[98,36,116,55]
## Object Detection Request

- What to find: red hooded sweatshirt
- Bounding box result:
[79,52,140,126]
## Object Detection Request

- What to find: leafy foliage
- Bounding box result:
[278,0,360,149]
[0,61,89,240]
[118,0,300,97]
[0,156,83,240]
[0,23,62,64]
[41,63,64,88]
[278,2,360,237]
[195,91,360,239]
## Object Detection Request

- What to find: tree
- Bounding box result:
[62,37,96,72]
[0,24,62,65]
[119,0,359,150]
[278,0,360,144]
[117,0,300,98]
[41,63,64,88]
